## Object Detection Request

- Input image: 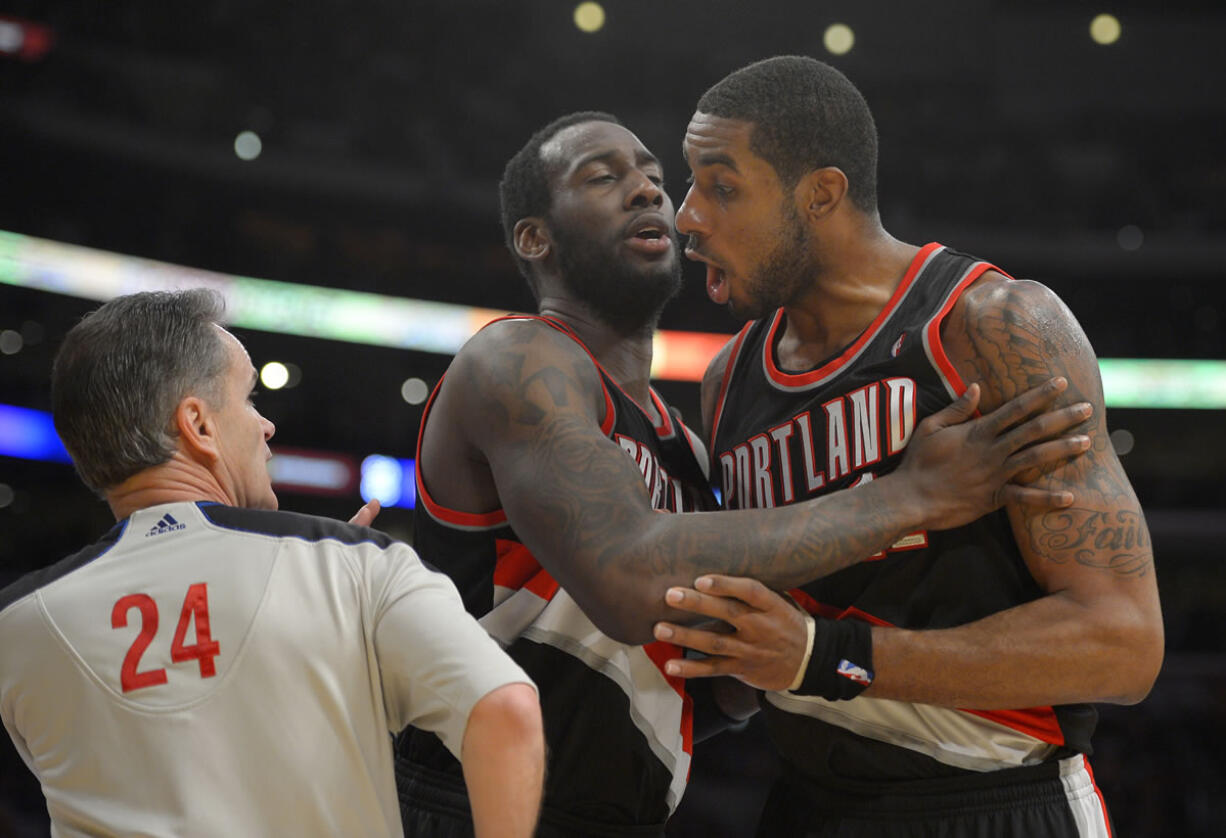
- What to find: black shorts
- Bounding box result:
[396,759,473,838]
[397,759,669,838]
[756,755,1114,838]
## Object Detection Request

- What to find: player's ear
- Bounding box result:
[513,218,551,265]
[796,166,848,221]
[174,396,220,463]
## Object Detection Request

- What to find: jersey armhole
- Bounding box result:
[526,315,617,435]
[922,264,1012,401]
[414,368,508,530]
[708,322,754,447]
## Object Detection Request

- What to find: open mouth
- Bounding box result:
[625,218,672,255]
[706,264,729,305]
[685,245,731,305]
[626,212,671,240]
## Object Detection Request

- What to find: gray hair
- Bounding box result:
[51,289,231,493]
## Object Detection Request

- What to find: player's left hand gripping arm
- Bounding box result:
[865,277,1164,708]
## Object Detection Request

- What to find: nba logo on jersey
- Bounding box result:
[837,658,874,686]
[890,333,906,358]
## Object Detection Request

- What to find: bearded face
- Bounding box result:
[731,198,820,322]
[549,210,683,334]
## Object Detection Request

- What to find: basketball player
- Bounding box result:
[653,56,1164,837]
[0,290,544,838]
[395,111,1095,837]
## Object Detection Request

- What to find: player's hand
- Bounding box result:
[898,377,1091,530]
[654,575,809,691]
[349,498,381,527]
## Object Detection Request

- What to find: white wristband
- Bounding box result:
[788,615,817,692]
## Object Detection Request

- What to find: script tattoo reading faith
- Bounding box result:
[946,277,1154,581]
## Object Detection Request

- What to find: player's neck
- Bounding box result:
[777,233,919,370]
[538,298,657,412]
[105,456,232,521]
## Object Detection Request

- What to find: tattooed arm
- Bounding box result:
[430,318,1089,645]
[865,275,1164,707]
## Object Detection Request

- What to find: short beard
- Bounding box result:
[732,201,819,322]
[552,223,683,334]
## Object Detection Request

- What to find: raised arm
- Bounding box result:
[440,319,1089,645]
[863,276,1163,707]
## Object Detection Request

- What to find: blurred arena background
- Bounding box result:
[1,2,1223,835]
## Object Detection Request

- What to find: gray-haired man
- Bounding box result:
[0,290,544,838]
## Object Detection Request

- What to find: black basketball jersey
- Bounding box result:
[398,315,716,828]
[709,243,1097,784]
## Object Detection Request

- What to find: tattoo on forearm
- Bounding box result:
[476,326,969,602]
[499,362,899,586]
[614,489,901,588]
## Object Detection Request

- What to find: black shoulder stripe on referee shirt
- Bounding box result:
[197,503,440,572]
[0,519,128,613]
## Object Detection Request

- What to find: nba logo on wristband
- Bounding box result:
[837,659,873,686]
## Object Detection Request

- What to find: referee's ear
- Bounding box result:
[174,396,221,465]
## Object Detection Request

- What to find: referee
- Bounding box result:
[0,290,544,838]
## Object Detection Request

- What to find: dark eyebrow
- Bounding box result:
[691,151,740,173]
[572,150,617,172]
[635,148,662,169]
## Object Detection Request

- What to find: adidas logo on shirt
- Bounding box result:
[145,513,187,538]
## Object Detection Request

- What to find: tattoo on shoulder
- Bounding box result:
[511,366,574,424]
[953,283,1097,407]
[955,282,1156,579]
[472,327,603,432]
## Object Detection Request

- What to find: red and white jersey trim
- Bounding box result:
[760,243,945,393]
[780,596,1066,770]
[765,690,1060,773]
[1063,756,1115,838]
[921,260,1013,400]
[483,575,693,812]
[708,323,754,448]
[413,369,508,531]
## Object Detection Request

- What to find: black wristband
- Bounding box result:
[792,618,875,701]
